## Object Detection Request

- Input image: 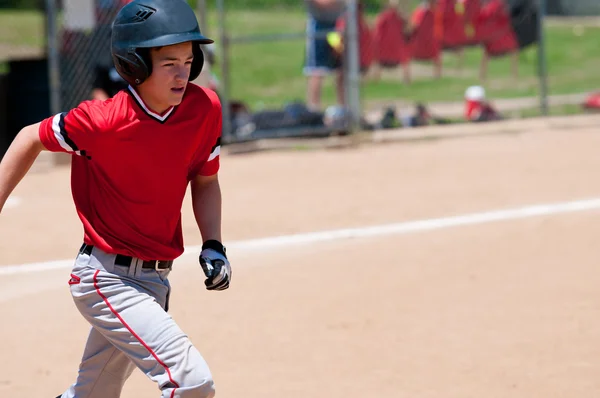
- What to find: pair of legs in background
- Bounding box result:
[57,246,214,398]
[303,16,345,111]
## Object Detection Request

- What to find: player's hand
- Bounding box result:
[199,240,231,291]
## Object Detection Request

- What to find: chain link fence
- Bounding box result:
[39,0,600,145]
[3,0,600,157]
[547,0,600,15]
[56,0,124,111]
[213,0,550,140]
[43,0,215,111]
[213,0,363,144]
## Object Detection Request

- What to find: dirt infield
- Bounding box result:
[1,117,600,397]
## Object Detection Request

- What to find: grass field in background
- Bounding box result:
[0,9,598,115]
[0,10,44,74]
[0,10,44,48]
[208,9,600,110]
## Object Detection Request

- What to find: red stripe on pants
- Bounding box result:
[93,270,179,398]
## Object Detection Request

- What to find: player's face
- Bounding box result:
[139,42,194,113]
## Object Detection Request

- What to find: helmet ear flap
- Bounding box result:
[189,42,205,82]
[129,49,151,85]
[112,48,151,86]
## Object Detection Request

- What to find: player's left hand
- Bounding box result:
[199,240,231,291]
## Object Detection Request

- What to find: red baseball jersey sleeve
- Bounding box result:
[191,91,222,178]
[39,102,98,157]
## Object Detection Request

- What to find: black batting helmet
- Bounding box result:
[111,0,214,86]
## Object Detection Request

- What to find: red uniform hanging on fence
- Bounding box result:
[457,0,482,46]
[409,2,441,67]
[335,2,374,73]
[478,0,518,56]
[434,0,468,49]
[373,5,411,67]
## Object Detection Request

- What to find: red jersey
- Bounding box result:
[410,5,441,61]
[373,8,410,65]
[478,0,518,55]
[434,0,468,48]
[465,99,500,121]
[336,11,374,70]
[39,83,222,261]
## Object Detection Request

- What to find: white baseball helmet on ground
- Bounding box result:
[465,85,486,101]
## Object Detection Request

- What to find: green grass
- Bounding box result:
[0,9,44,48]
[0,9,45,72]
[206,9,600,111]
[1,8,599,114]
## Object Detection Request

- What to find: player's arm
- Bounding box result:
[190,173,222,243]
[192,172,230,291]
[191,94,229,291]
[191,93,223,243]
[0,104,95,214]
[0,122,45,213]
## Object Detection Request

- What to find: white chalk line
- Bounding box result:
[1,197,600,277]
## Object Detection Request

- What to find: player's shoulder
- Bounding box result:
[72,90,132,127]
[75,90,128,112]
[184,83,221,110]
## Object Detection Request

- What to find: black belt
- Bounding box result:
[79,244,173,270]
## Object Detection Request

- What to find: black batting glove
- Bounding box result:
[199,240,231,291]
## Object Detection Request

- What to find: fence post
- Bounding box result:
[537,0,549,116]
[196,0,208,37]
[45,0,61,116]
[344,0,362,133]
[217,0,232,142]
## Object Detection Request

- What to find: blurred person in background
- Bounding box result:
[477,0,519,80]
[457,0,483,46]
[408,0,443,79]
[372,0,412,83]
[332,0,374,75]
[434,0,468,69]
[91,62,130,101]
[329,0,373,106]
[464,85,503,122]
[303,0,346,111]
[91,0,132,100]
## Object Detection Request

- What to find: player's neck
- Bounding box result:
[134,87,172,115]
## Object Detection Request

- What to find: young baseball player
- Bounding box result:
[0,1,229,397]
